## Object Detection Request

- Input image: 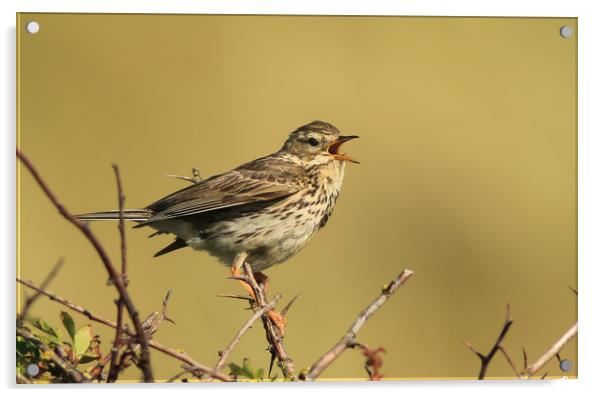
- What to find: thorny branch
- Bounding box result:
[17,149,154,382]
[523,323,578,379]
[242,261,296,378]
[499,345,520,378]
[214,294,281,373]
[16,277,232,382]
[463,304,514,380]
[304,269,414,381]
[464,304,577,379]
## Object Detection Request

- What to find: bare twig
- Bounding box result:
[214,294,281,373]
[463,304,514,380]
[107,288,171,382]
[18,277,119,329]
[17,328,89,383]
[523,323,578,378]
[112,164,127,280]
[152,343,231,382]
[242,262,295,378]
[166,167,203,184]
[499,345,520,378]
[16,277,231,382]
[106,300,125,382]
[107,164,128,383]
[166,370,188,383]
[139,290,176,337]
[304,269,414,381]
[17,150,153,382]
[17,258,64,326]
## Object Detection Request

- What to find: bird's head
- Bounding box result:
[281,120,359,164]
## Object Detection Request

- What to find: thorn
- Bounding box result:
[505,303,512,322]
[281,293,300,317]
[462,340,481,357]
[267,347,276,378]
[225,275,251,283]
[216,294,254,302]
[162,290,173,308]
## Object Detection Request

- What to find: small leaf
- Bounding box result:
[26,316,60,339]
[74,325,92,359]
[39,321,59,337]
[32,330,60,346]
[228,363,244,376]
[255,368,264,380]
[241,358,255,378]
[60,311,76,341]
[78,354,99,364]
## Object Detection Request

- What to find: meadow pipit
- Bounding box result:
[78,120,359,333]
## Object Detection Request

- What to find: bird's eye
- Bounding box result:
[308,138,319,147]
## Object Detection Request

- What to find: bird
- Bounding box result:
[77,120,359,334]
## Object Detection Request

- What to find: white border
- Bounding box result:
[3,1,601,397]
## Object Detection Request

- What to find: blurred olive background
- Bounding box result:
[17,14,576,381]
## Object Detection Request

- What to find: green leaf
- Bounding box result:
[241,358,255,378]
[228,359,264,380]
[60,311,76,341]
[228,363,245,377]
[16,337,39,361]
[74,325,92,359]
[77,354,99,364]
[25,316,60,339]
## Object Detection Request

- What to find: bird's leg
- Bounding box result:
[229,253,286,336]
[230,252,255,297]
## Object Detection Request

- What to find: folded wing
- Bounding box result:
[137,156,304,226]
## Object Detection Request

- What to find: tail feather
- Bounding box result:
[154,238,188,257]
[76,209,152,222]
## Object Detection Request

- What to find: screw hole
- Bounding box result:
[559,359,572,372]
[559,25,573,38]
[26,21,40,34]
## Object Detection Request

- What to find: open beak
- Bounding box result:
[328,135,360,163]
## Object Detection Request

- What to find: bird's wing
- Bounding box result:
[139,155,304,225]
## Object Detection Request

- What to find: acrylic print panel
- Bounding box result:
[16,14,577,382]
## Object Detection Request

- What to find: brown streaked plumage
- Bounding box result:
[77,120,359,272]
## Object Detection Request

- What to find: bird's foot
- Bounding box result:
[267,309,286,337]
[252,271,286,336]
[229,256,286,336]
